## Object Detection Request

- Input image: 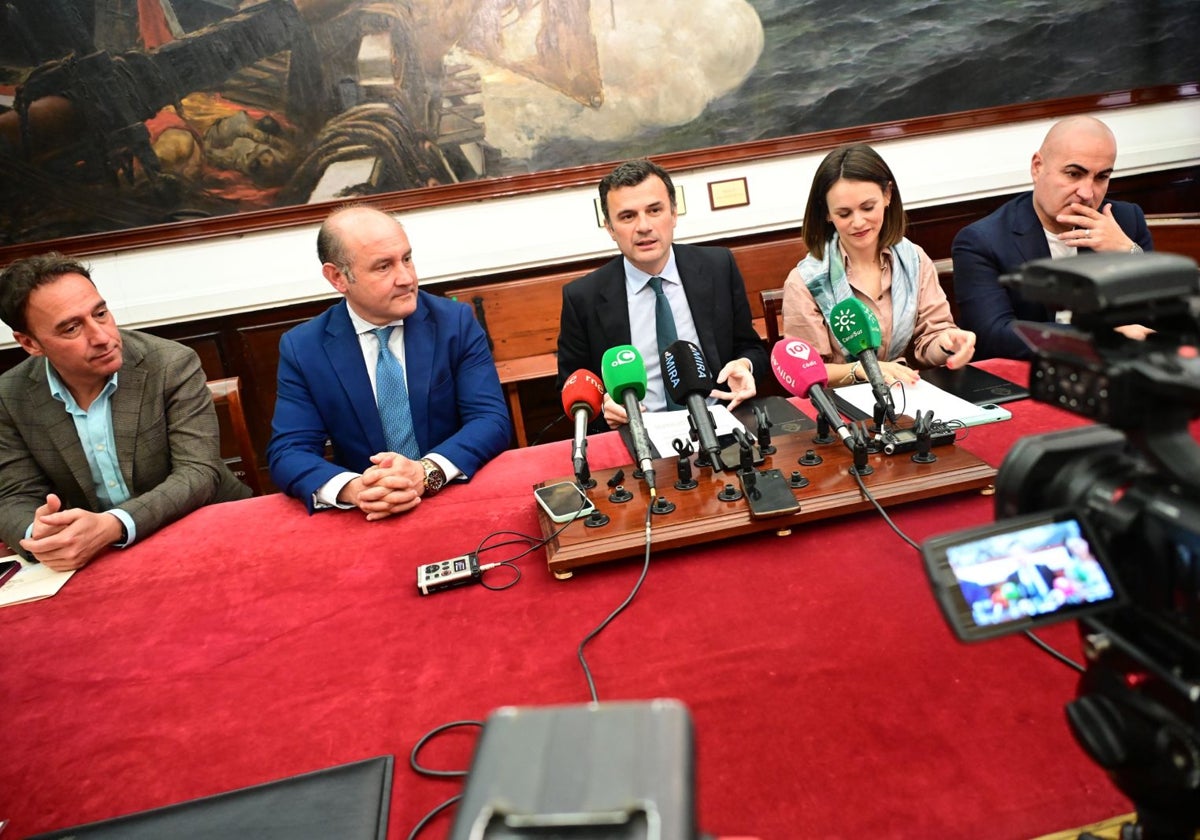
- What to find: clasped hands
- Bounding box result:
[20,493,124,571]
[603,358,756,428]
[337,452,425,521]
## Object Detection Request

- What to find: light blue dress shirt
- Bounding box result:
[38,362,136,545]
[313,305,461,510]
[623,248,703,412]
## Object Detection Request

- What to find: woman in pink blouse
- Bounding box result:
[782,144,976,387]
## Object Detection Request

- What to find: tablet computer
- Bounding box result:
[920,364,1030,406]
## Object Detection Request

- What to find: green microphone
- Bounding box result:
[830,298,895,423]
[601,345,655,494]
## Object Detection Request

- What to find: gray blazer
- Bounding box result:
[0,329,250,557]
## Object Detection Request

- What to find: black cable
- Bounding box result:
[850,469,921,551]
[576,502,654,703]
[528,411,570,447]
[1024,629,1085,672]
[479,561,521,591]
[405,719,484,839]
[464,491,591,591]
[405,794,462,840]
[410,718,483,776]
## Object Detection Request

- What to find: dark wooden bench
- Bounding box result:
[1147,212,1200,262]
[442,268,587,446]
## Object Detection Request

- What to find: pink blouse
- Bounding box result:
[781,241,958,368]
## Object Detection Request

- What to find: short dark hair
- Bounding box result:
[0,252,94,334]
[598,159,676,225]
[801,144,907,261]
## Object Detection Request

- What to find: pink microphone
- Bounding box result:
[770,339,852,446]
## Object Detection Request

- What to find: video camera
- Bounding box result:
[921,252,1200,839]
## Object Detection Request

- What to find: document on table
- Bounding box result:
[837,379,1013,426]
[641,405,746,457]
[0,556,76,608]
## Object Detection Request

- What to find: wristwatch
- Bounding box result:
[420,458,447,496]
[1129,242,1144,254]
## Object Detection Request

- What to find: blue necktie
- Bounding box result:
[648,276,682,409]
[372,327,420,459]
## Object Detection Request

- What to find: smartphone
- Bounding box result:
[0,559,20,587]
[534,481,595,524]
[922,509,1123,642]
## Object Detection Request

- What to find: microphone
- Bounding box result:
[769,338,852,447]
[829,298,895,423]
[660,340,724,470]
[601,345,656,495]
[561,369,605,486]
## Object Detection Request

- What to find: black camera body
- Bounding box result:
[924,253,1200,838]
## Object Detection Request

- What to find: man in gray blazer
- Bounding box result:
[0,253,250,570]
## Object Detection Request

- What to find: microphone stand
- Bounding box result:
[571,408,597,488]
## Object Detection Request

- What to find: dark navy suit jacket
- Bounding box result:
[267,293,511,511]
[951,192,1152,360]
[555,244,768,430]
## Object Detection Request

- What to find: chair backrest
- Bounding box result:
[933,257,959,323]
[760,288,785,347]
[207,377,263,495]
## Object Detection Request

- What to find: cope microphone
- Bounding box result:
[829,298,896,423]
[561,369,605,486]
[770,338,852,448]
[601,345,656,494]
[661,339,724,470]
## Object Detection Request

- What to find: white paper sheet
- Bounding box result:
[836,379,1012,426]
[0,556,76,608]
[641,405,746,456]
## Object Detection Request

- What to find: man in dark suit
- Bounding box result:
[952,116,1154,360]
[267,206,511,518]
[556,159,767,429]
[0,254,250,570]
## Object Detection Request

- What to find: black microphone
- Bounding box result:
[661,340,725,470]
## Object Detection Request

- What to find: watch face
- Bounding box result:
[423,460,446,492]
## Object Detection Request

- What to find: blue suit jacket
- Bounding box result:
[952,192,1153,360]
[267,293,512,511]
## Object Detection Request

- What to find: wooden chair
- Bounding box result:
[206,377,263,495]
[933,257,959,323]
[760,288,785,347]
[442,271,582,447]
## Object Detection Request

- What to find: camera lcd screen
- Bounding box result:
[922,510,1123,642]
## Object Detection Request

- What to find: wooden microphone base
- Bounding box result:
[536,431,996,579]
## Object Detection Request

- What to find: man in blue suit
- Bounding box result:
[952,116,1154,360]
[267,206,511,518]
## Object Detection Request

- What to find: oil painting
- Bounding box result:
[0,0,1196,249]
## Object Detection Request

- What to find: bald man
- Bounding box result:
[952,116,1154,359]
[266,205,511,518]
